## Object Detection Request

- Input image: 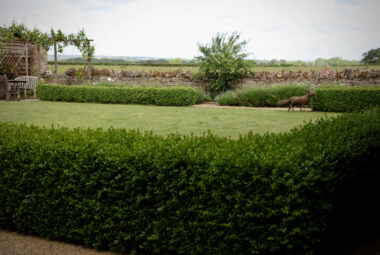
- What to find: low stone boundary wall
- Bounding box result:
[42,68,194,86]
[250,69,380,85]
[42,68,380,86]
[41,74,194,86]
[66,68,192,79]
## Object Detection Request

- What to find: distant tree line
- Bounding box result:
[361,48,380,65]
[252,57,361,67]
[51,48,380,67]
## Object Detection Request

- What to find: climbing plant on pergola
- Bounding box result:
[0,21,95,79]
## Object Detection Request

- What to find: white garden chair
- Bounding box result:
[15,76,39,98]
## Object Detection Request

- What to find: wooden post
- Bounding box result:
[37,45,41,82]
[16,84,20,101]
[54,41,58,80]
[87,40,91,79]
[4,75,10,101]
[25,42,29,76]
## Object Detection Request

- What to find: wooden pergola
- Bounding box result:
[0,40,30,76]
[52,39,94,80]
[1,39,94,81]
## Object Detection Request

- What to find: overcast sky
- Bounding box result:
[1,0,379,60]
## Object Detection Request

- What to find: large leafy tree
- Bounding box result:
[361,48,380,64]
[194,32,252,93]
[327,57,343,67]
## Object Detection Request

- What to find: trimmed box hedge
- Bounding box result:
[215,85,380,112]
[37,83,197,106]
[313,86,380,112]
[1,109,380,254]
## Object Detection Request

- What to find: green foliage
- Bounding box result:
[214,90,239,105]
[0,22,51,50]
[0,63,16,79]
[216,85,380,111]
[215,85,310,107]
[193,87,211,104]
[49,28,68,53]
[314,58,328,67]
[253,58,361,67]
[194,32,252,93]
[314,57,361,67]
[361,48,380,65]
[0,109,379,254]
[94,82,167,88]
[292,60,308,67]
[36,83,197,106]
[327,57,344,67]
[67,29,95,58]
[168,58,183,64]
[313,86,380,112]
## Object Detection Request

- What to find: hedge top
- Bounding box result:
[1,108,379,254]
[37,83,198,106]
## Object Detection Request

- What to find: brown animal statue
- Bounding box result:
[277,89,317,111]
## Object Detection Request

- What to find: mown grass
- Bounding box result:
[0,101,338,138]
[49,64,380,75]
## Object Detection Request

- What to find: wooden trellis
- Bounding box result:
[1,35,94,81]
[0,41,29,76]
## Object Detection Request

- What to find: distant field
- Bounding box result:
[48,64,380,75]
[48,64,198,74]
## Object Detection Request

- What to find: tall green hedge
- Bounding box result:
[215,85,380,112]
[37,84,197,106]
[215,85,310,107]
[313,86,380,112]
[1,109,380,254]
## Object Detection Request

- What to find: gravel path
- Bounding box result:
[2,229,379,255]
[2,99,312,111]
[0,229,122,255]
[193,102,312,111]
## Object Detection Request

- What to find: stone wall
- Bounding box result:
[42,74,195,86]
[43,68,194,86]
[30,45,48,76]
[42,68,380,86]
[249,68,380,85]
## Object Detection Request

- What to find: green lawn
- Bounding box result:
[0,101,338,138]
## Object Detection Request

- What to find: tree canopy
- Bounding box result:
[194,32,252,93]
[361,48,380,64]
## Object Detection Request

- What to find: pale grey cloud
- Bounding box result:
[1,0,379,60]
[335,0,359,5]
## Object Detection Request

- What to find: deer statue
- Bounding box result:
[277,89,317,111]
